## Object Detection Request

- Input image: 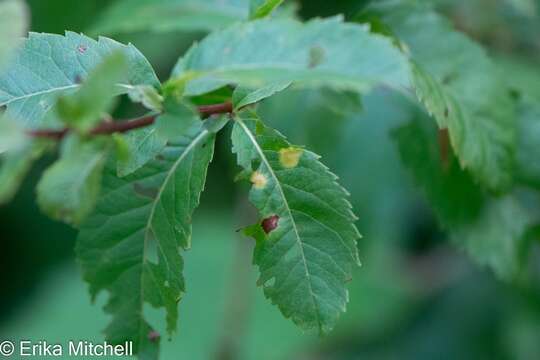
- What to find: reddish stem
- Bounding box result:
[198,102,233,118]
[438,128,450,170]
[26,101,233,140]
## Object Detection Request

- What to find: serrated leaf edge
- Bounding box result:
[236,117,325,332]
[135,128,211,345]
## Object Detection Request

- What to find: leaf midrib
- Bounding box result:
[0,84,79,106]
[137,128,210,346]
[236,117,323,331]
[0,83,134,107]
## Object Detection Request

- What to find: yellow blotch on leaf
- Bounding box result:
[250,171,268,189]
[279,147,303,168]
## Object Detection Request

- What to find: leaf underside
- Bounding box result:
[372,2,516,191]
[173,17,410,96]
[0,31,159,129]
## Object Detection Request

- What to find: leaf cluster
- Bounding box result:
[1,0,539,358]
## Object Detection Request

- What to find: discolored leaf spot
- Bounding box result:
[133,182,158,199]
[78,44,87,54]
[232,115,361,333]
[279,147,303,168]
[38,99,50,110]
[309,46,325,68]
[250,171,268,189]
[148,330,160,342]
[262,215,279,234]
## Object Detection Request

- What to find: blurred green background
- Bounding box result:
[1,0,540,359]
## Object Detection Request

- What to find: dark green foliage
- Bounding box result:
[1,0,540,359]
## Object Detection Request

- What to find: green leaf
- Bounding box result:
[116,126,167,178]
[0,0,27,69]
[392,114,484,227]
[411,64,515,192]
[89,0,250,36]
[127,85,164,112]
[76,119,219,358]
[232,81,291,110]
[117,99,202,178]
[504,0,538,16]
[368,2,516,191]
[250,0,285,19]
[37,135,110,225]
[231,111,361,333]
[0,139,48,204]
[156,99,201,141]
[452,196,532,280]
[495,57,540,189]
[0,115,50,204]
[54,52,127,133]
[496,55,540,104]
[0,115,28,154]
[171,17,410,96]
[0,32,159,129]
[516,101,540,188]
[188,86,234,106]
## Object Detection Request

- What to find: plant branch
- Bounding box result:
[27,101,234,140]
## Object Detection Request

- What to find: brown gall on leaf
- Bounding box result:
[309,46,325,68]
[262,215,280,234]
[148,330,160,343]
[279,147,303,169]
[438,128,450,171]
